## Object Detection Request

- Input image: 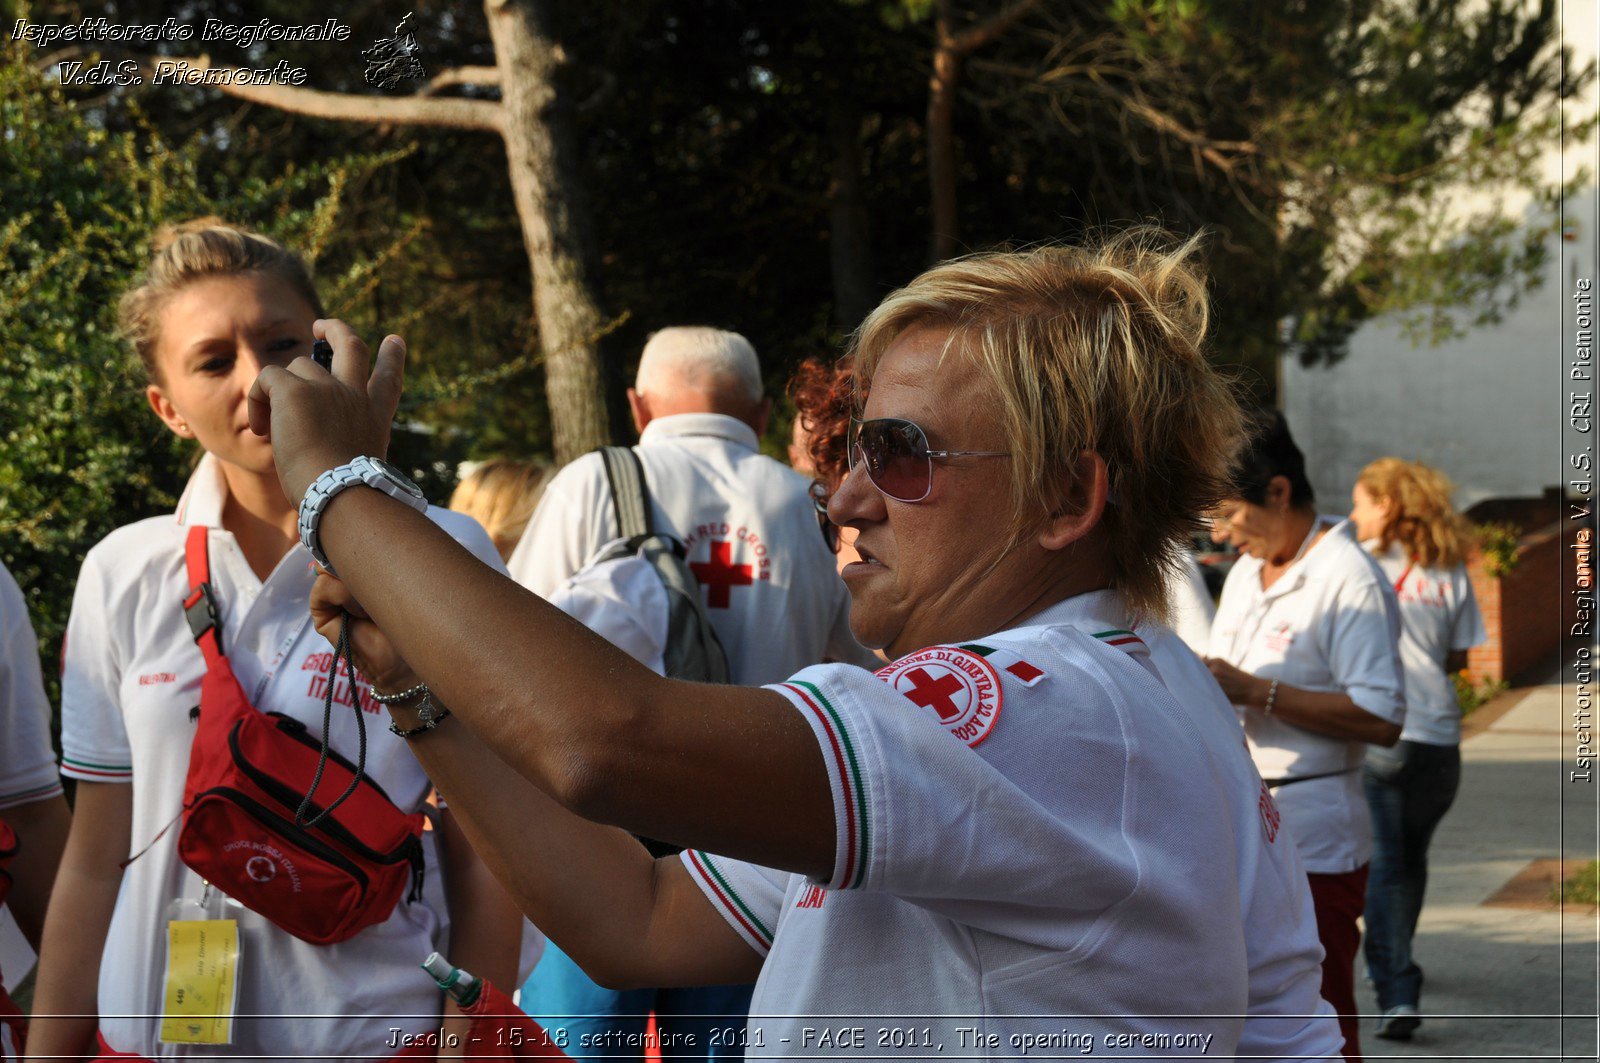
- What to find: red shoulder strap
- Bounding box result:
[182,526,224,664]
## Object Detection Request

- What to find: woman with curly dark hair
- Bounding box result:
[786,358,858,568]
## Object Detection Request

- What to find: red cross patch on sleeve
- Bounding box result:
[875,646,1004,747]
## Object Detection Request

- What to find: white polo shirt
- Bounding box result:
[506,413,874,683]
[683,591,1341,1060]
[1165,551,1216,653]
[1364,543,1485,746]
[0,560,60,812]
[60,454,505,1057]
[1209,519,1406,874]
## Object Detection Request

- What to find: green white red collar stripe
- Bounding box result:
[782,680,870,890]
[1090,629,1150,655]
[686,850,774,953]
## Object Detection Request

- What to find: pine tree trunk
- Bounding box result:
[827,99,876,332]
[927,45,962,264]
[485,0,612,464]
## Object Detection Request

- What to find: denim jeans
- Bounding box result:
[1361,740,1462,1010]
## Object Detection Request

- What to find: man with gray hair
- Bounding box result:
[509,326,867,682]
[506,326,871,1059]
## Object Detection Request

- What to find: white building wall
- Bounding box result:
[1283,191,1597,512]
[1282,0,1598,512]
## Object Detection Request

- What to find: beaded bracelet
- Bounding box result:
[369,681,429,705]
[1264,678,1281,716]
[387,690,452,739]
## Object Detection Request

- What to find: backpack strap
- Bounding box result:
[182,525,224,664]
[600,446,653,540]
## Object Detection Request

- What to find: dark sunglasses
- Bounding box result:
[848,417,1009,503]
[809,480,839,553]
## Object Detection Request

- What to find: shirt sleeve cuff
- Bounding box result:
[771,676,873,891]
[1346,684,1406,725]
[0,777,64,809]
[59,755,133,783]
[680,850,776,956]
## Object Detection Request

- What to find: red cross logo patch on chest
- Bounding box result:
[876,646,1003,747]
[690,540,753,608]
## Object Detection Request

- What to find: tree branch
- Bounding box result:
[950,0,1044,57]
[38,51,506,134]
[418,65,503,97]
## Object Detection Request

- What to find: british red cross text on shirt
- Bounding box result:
[683,524,773,580]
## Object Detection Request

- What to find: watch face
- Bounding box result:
[371,457,425,498]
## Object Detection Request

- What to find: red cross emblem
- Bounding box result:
[901,667,966,721]
[690,540,753,608]
[876,646,1004,748]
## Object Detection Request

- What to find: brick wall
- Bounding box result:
[1466,521,1563,684]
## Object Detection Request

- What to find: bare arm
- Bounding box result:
[1,792,71,950]
[1205,658,1403,747]
[386,713,761,990]
[25,783,132,1062]
[436,806,535,1055]
[1445,649,1470,675]
[260,325,835,876]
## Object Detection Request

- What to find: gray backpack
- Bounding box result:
[596,447,732,685]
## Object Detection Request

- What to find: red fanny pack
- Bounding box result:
[176,526,425,946]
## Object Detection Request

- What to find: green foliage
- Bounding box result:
[1552,860,1600,906]
[1475,521,1524,577]
[0,44,421,702]
[1453,670,1508,716]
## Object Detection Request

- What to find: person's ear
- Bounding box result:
[1267,474,1293,510]
[748,396,774,437]
[626,388,651,434]
[147,384,192,439]
[1038,451,1110,551]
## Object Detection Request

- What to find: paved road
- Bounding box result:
[1353,661,1599,1062]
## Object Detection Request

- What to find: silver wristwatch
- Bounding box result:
[298,456,428,576]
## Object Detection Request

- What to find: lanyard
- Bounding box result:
[1393,561,1414,595]
[251,620,310,705]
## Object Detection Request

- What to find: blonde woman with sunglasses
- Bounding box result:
[251,229,1342,1060]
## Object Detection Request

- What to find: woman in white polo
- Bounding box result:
[1349,457,1485,1042]
[26,220,518,1060]
[1206,411,1406,1063]
[251,230,1342,1059]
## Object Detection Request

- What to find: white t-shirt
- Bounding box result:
[1,559,59,1005]
[1164,551,1216,653]
[1364,543,1485,746]
[60,454,505,1057]
[506,414,874,682]
[1209,519,1406,874]
[0,560,60,812]
[683,591,1341,1060]
[546,539,672,674]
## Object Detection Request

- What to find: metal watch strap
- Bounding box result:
[298,463,368,575]
[298,457,427,577]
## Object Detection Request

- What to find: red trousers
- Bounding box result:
[94,1030,436,1060]
[1308,864,1370,1063]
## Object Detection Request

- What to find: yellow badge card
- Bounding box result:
[160,919,240,1045]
